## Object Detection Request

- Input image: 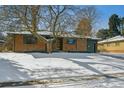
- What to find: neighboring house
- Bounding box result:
[7,31,99,53]
[98,35,124,53]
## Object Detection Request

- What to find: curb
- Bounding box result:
[1,72,124,87]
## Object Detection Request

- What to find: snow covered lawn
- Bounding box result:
[0,52,124,82]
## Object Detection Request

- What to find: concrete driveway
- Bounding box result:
[0,52,124,87]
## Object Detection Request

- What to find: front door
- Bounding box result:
[87,39,96,53]
[55,38,63,51]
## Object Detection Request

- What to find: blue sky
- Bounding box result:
[95,5,124,30]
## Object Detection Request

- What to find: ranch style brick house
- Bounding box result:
[7,31,99,53]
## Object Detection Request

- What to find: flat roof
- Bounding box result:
[7,31,52,36]
[7,31,99,40]
[98,35,124,44]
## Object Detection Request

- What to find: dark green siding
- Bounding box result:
[87,39,97,53]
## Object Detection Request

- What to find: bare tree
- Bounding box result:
[41,6,78,34]
[40,5,75,52]
[38,5,79,52]
[1,5,88,52]
[3,6,48,42]
[1,5,77,52]
[76,18,92,36]
[76,6,99,36]
[0,6,53,52]
[41,6,72,37]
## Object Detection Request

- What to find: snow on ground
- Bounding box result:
[32,77,124,88]
[0,52,124,82]
[12,75,124,88]
[101,52,124,59]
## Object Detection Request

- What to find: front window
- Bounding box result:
[67,39,76,45]
[23,35,37,44]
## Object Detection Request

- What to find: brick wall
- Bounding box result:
[12,35,90,52]
[14,34,46,52]
[62,38,87,52]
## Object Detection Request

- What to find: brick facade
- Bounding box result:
[9,34,97,53]
[62,38,87,52]
[12,34,46,52]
